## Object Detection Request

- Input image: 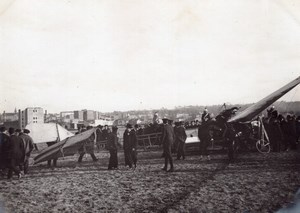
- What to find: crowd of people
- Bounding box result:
[1,106,299,179]
[72,124,138,171]
[264,106,300,152]
[0,127,35,179]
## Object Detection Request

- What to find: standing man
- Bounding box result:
[176,121,187,160]
[19,129,34,174]
[161,118,175,172]
[153,112,159,125]
[268,110,283,152]
[123,124,137,169]
[107,126,119,170]
[198,122,212,161]
[201,108,211,125]
[7,128,24,179]
[96,125,105,151]
[0,127,10,174]
[78,126,98,163]
[129,124,138,169]
[47,140,58,168]
[102,125,109,141]
[123,124,132,168]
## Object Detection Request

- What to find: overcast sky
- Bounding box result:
[0,0,300,113]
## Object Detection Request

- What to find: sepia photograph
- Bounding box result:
[0,0,300,212]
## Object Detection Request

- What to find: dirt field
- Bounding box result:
[0,149,299,213]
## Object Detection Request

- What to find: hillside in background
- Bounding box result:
[108,101,300,122]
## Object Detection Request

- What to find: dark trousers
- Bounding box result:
[78,152,97,162]
[287,136,297,150]
[7,158,20,179]
[124,149,133,168]
[108,150,118,169]
[24,159,29,174]
[163,145,173,169]
[177,142,185,159]
[19,157,30,174]
[47,158,57,167]
[200,137,210,156]
[131,150,137,168]
[270,137,281,152]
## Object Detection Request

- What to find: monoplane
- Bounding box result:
[194,76,300,160]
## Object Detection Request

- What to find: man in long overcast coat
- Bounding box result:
[123,124,137,169]
[161,118,175,172]
[19,129,34,174]
[7,128,24,179]
[0,127,10,173]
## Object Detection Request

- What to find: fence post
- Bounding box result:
[143,138,147,151]
[148,135,152,148]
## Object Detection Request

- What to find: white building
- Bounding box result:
[21,107,44,128]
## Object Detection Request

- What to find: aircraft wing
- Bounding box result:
[26,123,74,144]
[61,128,96,156]
[33,140,67,164]
[33,128,96,164]
[228,76,300,123]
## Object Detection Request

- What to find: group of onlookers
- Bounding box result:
[264,107,300,152]
[75,124,138,170]
[0,127,35,179]
[2,106,298,179]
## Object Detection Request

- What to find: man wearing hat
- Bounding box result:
[129,124,138,169]
[7,127,24,179]
[19,129,34,174]
[176,121,187,160]
[123,123,138,169]
[102,125,109,141]
[96,125,105,151]
[161,118,175,172]
[78,127,98,163]
[107,126,119,170]
[123,124,132,167]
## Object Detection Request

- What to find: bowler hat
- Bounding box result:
[24,129,30,134]
[8,127,15,135]
[126,123,133,128]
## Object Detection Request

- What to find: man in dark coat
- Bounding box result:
[161,118,175,172]
[107,126,119,170]
[46,141,58,168]
[7,128,24,179]
[96,125,105,150]
[286,115,297,150]
[176,122,187,160]
[123,124,132,167]
[19,129,34,174]
[129,125,138,168]
[268,111,283,152]
[0,127,10,173]
[102,125,109,140]
[123,124,137,169]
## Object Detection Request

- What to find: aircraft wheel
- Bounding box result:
[256,139,270,153]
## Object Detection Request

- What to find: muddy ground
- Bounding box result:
[0,148,299,213]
